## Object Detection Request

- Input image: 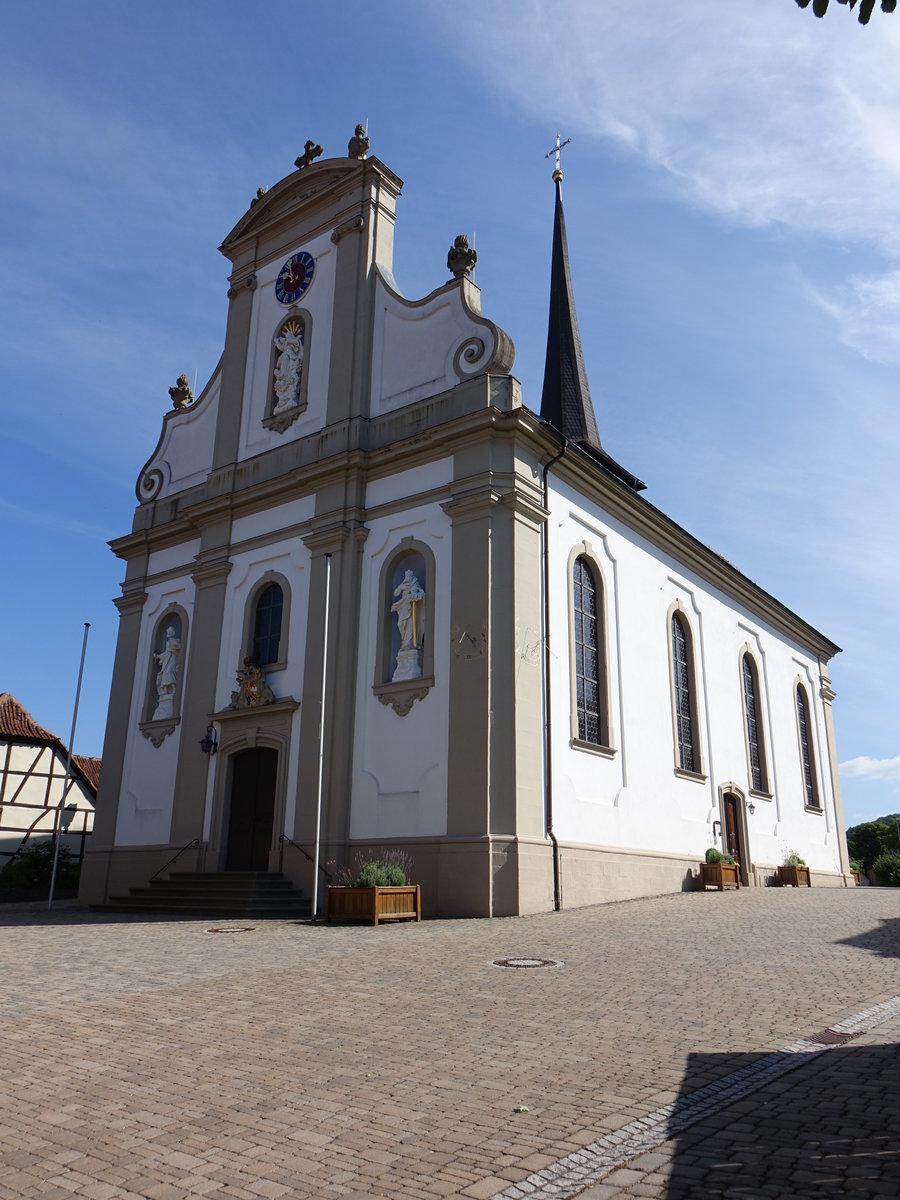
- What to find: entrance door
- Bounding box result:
[226,748,277,871]
[723,793,744,873]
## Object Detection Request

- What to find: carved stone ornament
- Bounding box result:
[139,717,179,747]
[250,185,267,207]
[263,316,306,433]
[348,123,370,160]
[448,234,477,280]
[378,686,430,718]
[168,374,194,410]
[229,657,275,709]
[295,139,323,170]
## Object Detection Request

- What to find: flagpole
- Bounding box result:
[48,622,90,912]
[311,554,332,922]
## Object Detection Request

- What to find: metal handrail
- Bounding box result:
[149,837,200,883]
[278,834,332,882]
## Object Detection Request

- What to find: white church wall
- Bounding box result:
[350,501,451,840]
[237,229,336,463]
[140,367,222,503]
[547,475,842,876]
[114,579,195,846]
[147,538,201,578]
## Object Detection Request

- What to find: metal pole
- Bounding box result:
[311,554,332,922]
[48,622,90,912]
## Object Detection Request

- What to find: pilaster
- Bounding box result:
[819,666,852,880]
[212,274,256,470]
[168,549,233,846]
[77,582,148,904]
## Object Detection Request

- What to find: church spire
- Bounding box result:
[539,137,645,491]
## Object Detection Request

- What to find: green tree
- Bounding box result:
[796,0,896,22]
[846,821,899,873]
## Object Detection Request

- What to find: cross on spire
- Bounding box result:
[545,133,572,181]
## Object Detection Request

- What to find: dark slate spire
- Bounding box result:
[540,151,645,491]
[540,173,602,450]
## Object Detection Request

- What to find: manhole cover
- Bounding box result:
[491,957,563,969]
[205,927,256,934]
[806,1028,859,1046]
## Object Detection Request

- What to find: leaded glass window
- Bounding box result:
[796,685,818,808]
[253,584,283,666]
[742,654,764,792]
[573,557,602,744]
[672,613,695,772]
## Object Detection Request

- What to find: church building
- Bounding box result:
[80,128,852,917]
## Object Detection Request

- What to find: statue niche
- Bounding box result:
[390,560,426,683]
[264,315,308,433]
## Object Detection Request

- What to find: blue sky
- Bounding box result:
[2,1,898,828]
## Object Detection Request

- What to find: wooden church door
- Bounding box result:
[226,748,277,871]
[723,793,744,871]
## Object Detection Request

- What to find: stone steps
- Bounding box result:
[99,870,312,919]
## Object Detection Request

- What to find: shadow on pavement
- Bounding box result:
[836,916,900,960]
[664,1043,900,1198]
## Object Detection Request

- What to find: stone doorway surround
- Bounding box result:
[718,781,752,887]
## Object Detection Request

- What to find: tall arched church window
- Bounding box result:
[742,653,768,793]
[796,684,820,809]
[573,556,603,745]
[672,613,695,773]
[263,311,312,433]
[253,584,283,667]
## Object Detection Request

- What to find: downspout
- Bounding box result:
[541,437,567,911]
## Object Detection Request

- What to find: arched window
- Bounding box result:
[742,653,768,793]
[672,613,695,773]
[573,556,603,745]
[253,583,283,667]
[796,684,820,809]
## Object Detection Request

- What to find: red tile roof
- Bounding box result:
[0,692,58,741]
[73,755,102,792]
[0,693,101,797]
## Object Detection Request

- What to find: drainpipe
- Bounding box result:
[541,437,567,911]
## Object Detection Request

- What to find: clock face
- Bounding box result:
[275,251,315,305]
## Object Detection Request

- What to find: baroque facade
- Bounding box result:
[80,133,851,916]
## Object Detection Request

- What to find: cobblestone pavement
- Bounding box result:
[1,888,899,1199]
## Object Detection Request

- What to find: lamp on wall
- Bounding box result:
[200,725,218,755]
[748,799,756,816]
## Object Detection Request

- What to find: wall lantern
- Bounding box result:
[748,799,756,816]
[200,725,218,755]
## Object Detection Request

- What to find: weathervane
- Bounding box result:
[545,132,572,182]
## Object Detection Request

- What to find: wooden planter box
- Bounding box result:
[700,862,740,891]
[326,884,421,926]
[779,864,811,888]
[850,869,861,887]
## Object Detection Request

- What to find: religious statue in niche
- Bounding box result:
[391,570,426,682]
[272,319,305,416]
[152,623,181,719]
[230,657,275,709]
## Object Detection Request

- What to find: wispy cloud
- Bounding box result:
[840,756,900,782]
[434,1,900,354]
[804,268,900,362]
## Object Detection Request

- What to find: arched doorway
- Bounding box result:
[225,748,277,871]
[721,790,749,885]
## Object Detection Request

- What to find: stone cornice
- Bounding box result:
[191,556,233,588]
[113,589,148,617]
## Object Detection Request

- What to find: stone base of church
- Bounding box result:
[77,838,853,915]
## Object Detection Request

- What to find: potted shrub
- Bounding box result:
[779,851,811,888]
[700,847,740,891]
[326,848,421,925]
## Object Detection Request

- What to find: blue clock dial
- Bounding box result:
[275,251,315,304]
